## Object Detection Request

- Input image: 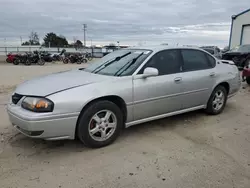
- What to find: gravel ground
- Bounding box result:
[0,63,250,188]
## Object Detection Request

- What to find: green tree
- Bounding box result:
[43,32,68,47]
[74,40,83,49]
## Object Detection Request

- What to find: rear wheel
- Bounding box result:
[81,58,87,63]
[13,59,19,65]
[38,59,45,65]
[77,101,123,148]
[63,58,69,64]
[87,55,93,61]
[205,85,227,115]
[25,60,31,66]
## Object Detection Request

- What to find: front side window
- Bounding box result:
[181,49,212,71]
[138,49,182,75]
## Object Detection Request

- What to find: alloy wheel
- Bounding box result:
[212,90,225,111]
[88,110,117,142]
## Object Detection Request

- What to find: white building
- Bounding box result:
[229,8,250,49]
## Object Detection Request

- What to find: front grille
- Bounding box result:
[12,93,23,104]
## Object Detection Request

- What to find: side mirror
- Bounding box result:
[142,67,159,78]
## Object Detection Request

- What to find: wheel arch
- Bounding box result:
[207,82,230,105]
[75,95,127,138]
[216,82,230,94]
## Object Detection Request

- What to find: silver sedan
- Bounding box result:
[7,46,241,148]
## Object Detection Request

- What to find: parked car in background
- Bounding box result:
[200,46,222,59]
[221,46,229,53]
[7,46,241,148]
[222,44,250,70]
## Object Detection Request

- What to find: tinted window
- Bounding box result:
[206,54,216,67]
[181,49,212,71]
[139,50,181,75]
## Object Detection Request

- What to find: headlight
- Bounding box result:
[21,97,54,112]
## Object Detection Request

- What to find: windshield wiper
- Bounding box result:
[115,52,144,76]
[92,52,131,73]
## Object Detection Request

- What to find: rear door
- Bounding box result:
[179,49,217,109]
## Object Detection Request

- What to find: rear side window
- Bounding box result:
[206,54,216,67]
[181,49,213,71]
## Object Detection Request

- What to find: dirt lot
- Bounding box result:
[0,63,250,188]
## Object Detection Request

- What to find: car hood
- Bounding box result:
[15,69,113,96]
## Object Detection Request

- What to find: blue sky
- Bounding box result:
[0,0,249,47]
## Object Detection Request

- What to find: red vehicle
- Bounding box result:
[242,66,250,85]
[6,53,17,63]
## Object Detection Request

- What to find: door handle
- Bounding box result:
[209,72,215,77]
[174,77,182,82]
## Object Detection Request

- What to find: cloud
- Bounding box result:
[0,0,249,47]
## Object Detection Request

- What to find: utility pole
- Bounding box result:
[83,24,87,47]
[20,36,22,46]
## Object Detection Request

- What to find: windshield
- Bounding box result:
[230,45,250,53]
[84,49,152,76]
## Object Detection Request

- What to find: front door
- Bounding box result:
[179,49,217,109]
[132,49,183,121]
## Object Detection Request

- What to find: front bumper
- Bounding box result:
[7,104,79,140]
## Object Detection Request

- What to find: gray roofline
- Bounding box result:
[232,8,250,19]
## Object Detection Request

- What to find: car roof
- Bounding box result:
[127,45,202,52]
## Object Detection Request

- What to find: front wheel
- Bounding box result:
[77,101,123,148]
[205,85,227,115]
[6,58,11,63]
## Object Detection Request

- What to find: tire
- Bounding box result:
[77,100,123,148]
[76,61,81,64]
[38,59,45,65]
[63,58,69,64]
[87,56,93,61]
[6,58,11,63]
[13,59,19,65]
[82,59,87,63]
[25,60,31,66]
[246,77,250,85]
[205,85,228,115]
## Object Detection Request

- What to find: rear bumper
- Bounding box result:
[7,104,79,140]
